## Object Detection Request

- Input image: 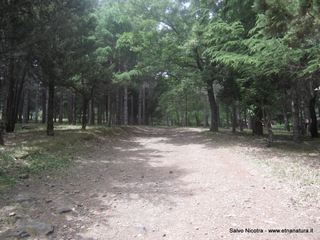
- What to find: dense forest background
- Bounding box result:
[0,0,319,144]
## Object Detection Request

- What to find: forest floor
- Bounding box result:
[0,126,319,240]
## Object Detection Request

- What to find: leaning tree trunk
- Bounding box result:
[207,80,219,132]
[47,78,55,136]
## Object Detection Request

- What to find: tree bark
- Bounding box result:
[97,103,102,125]
[142,85,146,125]
[207,80,219,132]
[41,87,47,124]
[252,107,263,135]
[266,111,273,147]
[225,106,230,128]
[130,94,134,124]
[67,92,73,124]
[107,93,111,127]
[0,122,4,145]
[34,83,40,123]
[238,106,243,132]
[185,94,188,127]
[22,89,29,124]
[90,98,95,125]
[291,88,302,142]
[283,107,290,131]
[82,96,88,130]
[124,86,128,125]
[47,78,55,136]
[72,94,77,125]
[5,56,29,132]
[204,106,209,128]
[232,102,237,133]
[58,89,64,124]
[138,87,142,125]
[309,95,318,138]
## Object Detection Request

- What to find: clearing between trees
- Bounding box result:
[0,126,319,240]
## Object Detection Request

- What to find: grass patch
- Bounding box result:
[0,125,124,192]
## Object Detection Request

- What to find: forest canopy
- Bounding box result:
[0,0,319,143]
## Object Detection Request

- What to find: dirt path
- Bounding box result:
[0,127,319,240]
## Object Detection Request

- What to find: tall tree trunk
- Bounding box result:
[291,92,301,142]
[266,111,273,147]
[22,89,29,124]
[142,85,146,125]
[300,100,306,135]
[238,106,243,132]
[47,79,55,136]
[107,93,111,127]
[123,86,128,125]
[5,56,28,132]
[58,89,64,124]
[283,106,290,131]
[225,106,230,128]
[97,103,102,125]
[207,80,219,132]
[232,102,237,133]
[243,109,247,128]
[82,96,88,130]
[5,51,16,132]
[42,87,47,124]
[35,84,40,123]
[203,99,209,128]
[67,92,73,124]
[309,95,318,138]
[252,107,263,135]
[130,95,134,125]
[138,87,142,125]
[90,98,95,125]
[72,94,77,125]
[0,122,4,145]
[185,94,188,127]
[18,91,24,123]
[195,112,200,126]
